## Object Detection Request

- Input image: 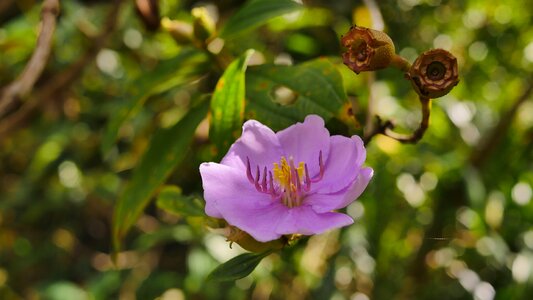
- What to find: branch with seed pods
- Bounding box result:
[340,26,459,145]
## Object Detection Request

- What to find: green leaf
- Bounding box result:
[245,57,347,130]
[42,281,88,300]
[219,0,303,39]
[156,185,205,217]
[209,49,254,152]
[207,250,272,282]
[112,100,209,252]
[101,48,208,156]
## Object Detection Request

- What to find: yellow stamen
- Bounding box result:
[297,162,305,179]
[272,156,309,207]
[246,152,324,207]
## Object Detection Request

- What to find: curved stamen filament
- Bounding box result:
[294,168,302,193]
[311,150,324,183]
[246,157,254,183]
[304,163,311,192]
[246,157,279,197]
[262,167,268,191]
[254,165,261,191]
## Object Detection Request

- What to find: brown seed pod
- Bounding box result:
[341,26,396,74]
[407,49,459,98]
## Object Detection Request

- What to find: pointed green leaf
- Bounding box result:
[113,101,209,252]
[207,251,272,282]
[245,57,347,130]
[101,48,209,156]
[209,49,254,152]
[156,185,205,217]
[219,0,303,39]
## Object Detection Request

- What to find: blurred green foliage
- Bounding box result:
[1,0,533,299]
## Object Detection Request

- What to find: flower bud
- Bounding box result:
[407,49,459,98]
[341,26,396,74]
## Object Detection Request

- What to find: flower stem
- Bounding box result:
[383,96,432,143]
[391,54,411,73]
[364,96,432,144]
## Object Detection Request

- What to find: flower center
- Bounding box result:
[426,61,446,81]
[245,152,324,208]
[355,43,369,62]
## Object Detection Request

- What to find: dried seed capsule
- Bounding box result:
[407,49,459,98]
[341,26,396,74]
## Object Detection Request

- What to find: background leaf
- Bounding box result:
[101,48,208,156]
[219,0,303,39]
[246,57,347,130]
[209,49,254,152]
[156,185,205,217]
[207,251,272,282]
[112,100,209,252]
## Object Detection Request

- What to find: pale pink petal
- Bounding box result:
[306,167,373,213]
[275,205,353,235]
[200,162,288,242]
[276,115,330,177]
[314,135,366,194]
[200,162,273,218]
[223,202,289,242]
[221,120,284,171]
[200,162,245,218]
[352,135,366,168]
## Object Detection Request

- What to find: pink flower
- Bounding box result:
[200,115,373,242]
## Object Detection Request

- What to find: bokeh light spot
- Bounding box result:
[512,254,531,283]
[512,182,532,205]
[469,41,488,61]
[123,28,143,49]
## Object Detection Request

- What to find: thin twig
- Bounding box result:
[46,0,121,82]
[37,0,123,97]
[0,0,60,118]
[470,79,533,168]
[384,97,431,143]
[364,96,432,144]
[363,115,389,144]
[0,0,124,139]
[359,0,428,145]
